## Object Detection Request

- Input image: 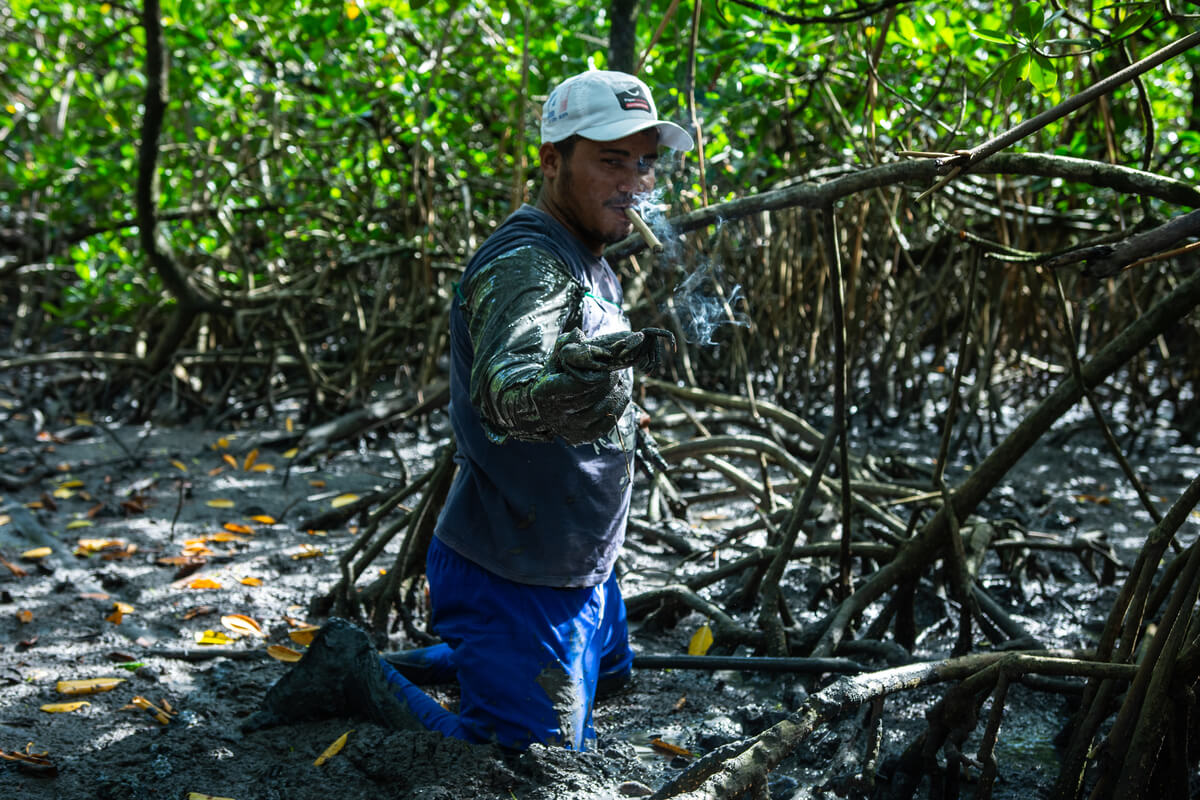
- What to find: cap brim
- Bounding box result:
[575,119,695,152]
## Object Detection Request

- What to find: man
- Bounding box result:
[242,70,693,751]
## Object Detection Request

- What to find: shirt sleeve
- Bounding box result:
[458,245,584,442]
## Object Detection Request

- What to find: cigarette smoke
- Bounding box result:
[632,191,750,347]
[670,262,749,346]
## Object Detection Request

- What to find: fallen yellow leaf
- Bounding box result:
[195,630,234,645]
[57,678,125,695]
[285,417,294,433]
[59,479,84,489]
[206,499,235,509]
[248,514,276,525]
[289,625,321,646]
[243,449,259,471]
[239,576,263,586]
[75,538,123,555]
[17,609,33,623]
[214,437,230,449]
[688,624,714,656]
[267,644,303,662]
[221,453,238,469]
[221,614,266,638]
[188,578,223,590]
[0,514,10,526]
[21,546,52,559]
[41,701,90,713]
[284,447,299,458]
[314,730,352,766]
[53,487,75,499]
[223,522,253,534]
[250,462,275,472]
[331,493,359,508]
[172,459,189,472]
[308,479,325,488]
[187,793,237,800]
[65,519,93,530]
[291,544,322,559]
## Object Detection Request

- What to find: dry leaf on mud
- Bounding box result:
[0,514,10,526]
[248,514,276,524]
[2,557,29,577]
[221,453,238,469]
[206,498,235,509]
[243,449,258,470]
[221,614,266,638]
[188,578,223,590]
[267,644,303,662]
[288,625,321,646]
[0,743,56,774]
[105,601,134,624]
[250,462,274,472]
[75,538,124,555]
[65,519,93,529]
[183,605,216,620]
[16,609,33,623]
[313,730,352,766]
[127,695,175,725]
[223,522,253,534]
[239,576,263,586]
[331,493,359,508]
[687,624,714,656]
[171,459,189,472]
[56,677,125,695]
[40,701,90,713]
[291,544,323,559]
[195,630,234,645]
[650,737,694,758]
[22,546,52,559]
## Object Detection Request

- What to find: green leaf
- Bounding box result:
[1111,8,1155,40]
[895,14,918,44]
[1013,2,1045,41]
[968,26,1017,45]
[1029,52,1058,94]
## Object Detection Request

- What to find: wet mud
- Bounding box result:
[1,405,1196,798]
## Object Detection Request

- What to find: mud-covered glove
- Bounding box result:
[506,329,630,445]
[565,327,675,376]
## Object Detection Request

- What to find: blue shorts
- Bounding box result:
[380,535,633,751]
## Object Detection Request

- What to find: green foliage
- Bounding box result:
[1,0,1198,391]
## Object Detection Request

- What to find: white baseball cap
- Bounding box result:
[540,70,695,151]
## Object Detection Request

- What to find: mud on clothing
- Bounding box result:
[435,203,639,588]
[385,204,637,750]
[381,537,634,750]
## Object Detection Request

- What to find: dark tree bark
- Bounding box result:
[609,0,638,73]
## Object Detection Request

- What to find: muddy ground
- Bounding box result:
[1,389,1196,799]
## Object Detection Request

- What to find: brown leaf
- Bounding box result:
[1,556,28,577]
[183,605,216,620]
[16,609,33,623]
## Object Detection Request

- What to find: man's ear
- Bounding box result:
[538,142,561,179]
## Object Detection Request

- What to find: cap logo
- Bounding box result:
[614,85,651,113]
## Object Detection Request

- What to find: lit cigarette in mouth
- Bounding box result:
[625,207,664,254]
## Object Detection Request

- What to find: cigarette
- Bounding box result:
[625,207,664,254]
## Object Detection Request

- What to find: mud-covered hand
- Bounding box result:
[554,327,675,376]
[526,329,632,445]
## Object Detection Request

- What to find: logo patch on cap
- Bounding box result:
[614,85,651,113]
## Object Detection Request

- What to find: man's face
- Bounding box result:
[537,129,659,256]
